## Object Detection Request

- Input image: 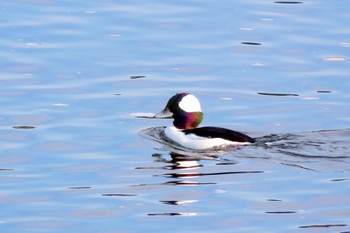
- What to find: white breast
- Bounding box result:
[164,126,249,150]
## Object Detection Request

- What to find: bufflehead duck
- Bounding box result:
[155,93,255,150]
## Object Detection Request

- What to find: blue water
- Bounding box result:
[1,0,350,232]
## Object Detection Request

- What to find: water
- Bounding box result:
[1,0,350,232]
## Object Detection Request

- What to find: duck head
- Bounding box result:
[155,93,203,130]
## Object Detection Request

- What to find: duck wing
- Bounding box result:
[183,126,255,143]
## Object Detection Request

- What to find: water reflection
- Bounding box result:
[153,152,215,186]
[299,224,348,229]
[274,1,303,4]
[147,152,201,217]
[153,152,203,170]
[12,126,36,129]
[148,212,197,217]
[145,151,264,218]
[160,200,198,206]
[154,152,263,179]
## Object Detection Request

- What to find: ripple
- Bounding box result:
[241,42,262,46]
[160,170,263,179]
[68,186,91,190]
[299,224,347,229]
[148,212,197,217]
[340,41,350,47]
[102,194,137,197]
[257,92,299,97]
[12,126,36,129]
[265,211,298,214]
[323,56,347,62]
[274,1,303,4]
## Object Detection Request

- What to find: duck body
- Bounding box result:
[156,93,255,150]
[165,126,254,150]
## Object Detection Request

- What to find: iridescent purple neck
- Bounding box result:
[173,112,203,130]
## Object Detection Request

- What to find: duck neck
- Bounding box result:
[173,112,203,130]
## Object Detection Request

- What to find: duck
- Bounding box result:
[154,93,255,150]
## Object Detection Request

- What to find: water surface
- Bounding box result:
[1,0,350,232]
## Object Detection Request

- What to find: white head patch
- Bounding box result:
[178,94,202,112]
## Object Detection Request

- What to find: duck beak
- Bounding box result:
[154,107,173,119]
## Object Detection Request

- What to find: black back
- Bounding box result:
[183,126,255,143]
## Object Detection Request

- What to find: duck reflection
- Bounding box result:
[153,152,214,183]
[153,152,261,182]
[147,152,263,217]
[147,152,201,217]
[154,152,202,170]
[134,152,216,185]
